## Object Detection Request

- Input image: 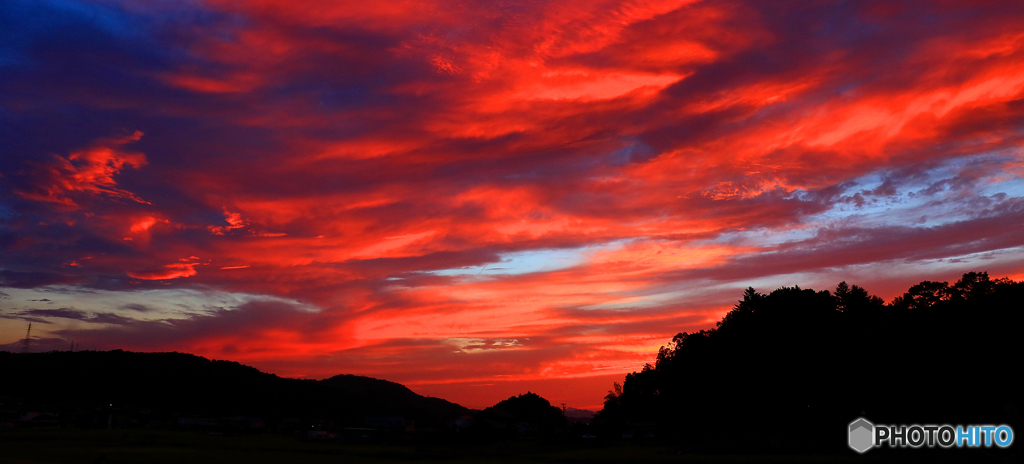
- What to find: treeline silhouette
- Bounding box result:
[468,392,566,438]
[596,272,1022,450]
[0,350,468,432]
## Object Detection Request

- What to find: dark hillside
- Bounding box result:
[470,391,567,438]
[597,272,1023,450]
[0,350,469,430]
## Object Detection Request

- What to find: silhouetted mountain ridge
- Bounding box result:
[0,350,469,428]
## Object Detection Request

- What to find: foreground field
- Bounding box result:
[0,429,1016,464]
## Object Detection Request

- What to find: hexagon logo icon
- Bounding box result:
[849,418,874,453]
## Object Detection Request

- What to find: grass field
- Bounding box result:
[0,429,1016,463]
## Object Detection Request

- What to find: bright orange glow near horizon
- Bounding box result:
[2,0,1024,410]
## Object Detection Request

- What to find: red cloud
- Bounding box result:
[4,0,1024,410]
[14,131,148,208]
[127,258,202,280]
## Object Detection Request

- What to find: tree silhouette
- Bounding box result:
[891,280,950,310]
[471,391,566,437]
[597,272,1023,450]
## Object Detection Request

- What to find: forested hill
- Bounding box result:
[0,350,469,428]
[597,272,1022,449]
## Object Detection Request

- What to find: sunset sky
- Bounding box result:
[2,0,1024,410]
